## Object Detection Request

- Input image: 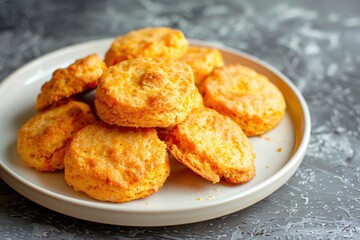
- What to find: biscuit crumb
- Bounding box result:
[277,147,283,152]
[266,165,270,169]
[265,137,271,141]
[207,195,214,200]
[197,197,202,201]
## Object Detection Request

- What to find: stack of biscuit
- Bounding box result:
[17,27,286,203]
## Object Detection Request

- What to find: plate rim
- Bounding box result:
[0,38,311,220]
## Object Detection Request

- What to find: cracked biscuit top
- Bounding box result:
[95,58,195,128]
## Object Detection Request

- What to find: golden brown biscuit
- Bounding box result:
[181,46,224,86]
[193,87,204,109]
[64,122,170,203]
[36,54,107,111]
[156,88,203,141]
[105,27,188,66]
[17,101,96,172]
[201,64,286,136]
[165,107,256,184]
[95,58,195,128]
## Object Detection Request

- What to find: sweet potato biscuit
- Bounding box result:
[181,46,224,86]
[193,87,204,109]
[201,64,286,136]
[36,54,107,111]
[17,101,96,172]
[64,122,170,203]
[95,58,195,128]
[105,27,188,66]
[156,88,202,141]
[165,107,256,184]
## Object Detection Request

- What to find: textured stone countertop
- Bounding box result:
[1,0,360,239]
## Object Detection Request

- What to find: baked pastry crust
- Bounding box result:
[64,122,170,203]
[181,46,224,86]
[17,101,96,171]
[95,58,195,128]
[165,107,256,184]
[193,87,205,109]
[105,27,188,66]
[36,54,107,111]
[201,64,286,136]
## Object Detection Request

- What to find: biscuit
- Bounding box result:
[17,101,96,172]
[64,122,170,203]
[165,107,256,184]
[36,54,107,111]
[181,46,224,86]
[105,27,188,66]
[156,88,203,141]
[95,58,195,128]
[193,87,204,109]
[201,64,286,136]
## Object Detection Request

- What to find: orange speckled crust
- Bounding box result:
[95,58,195,128]
[105,27,188,66]
[165,107,256,184]
[17,101,97,172]
[181,46,224,86]
[193,87,204,109]
[201,64,286,136]
[36,54,107,111]
[64,122,170,203]
[156,87,204,140]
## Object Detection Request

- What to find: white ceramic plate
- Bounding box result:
[0,39,310,226]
